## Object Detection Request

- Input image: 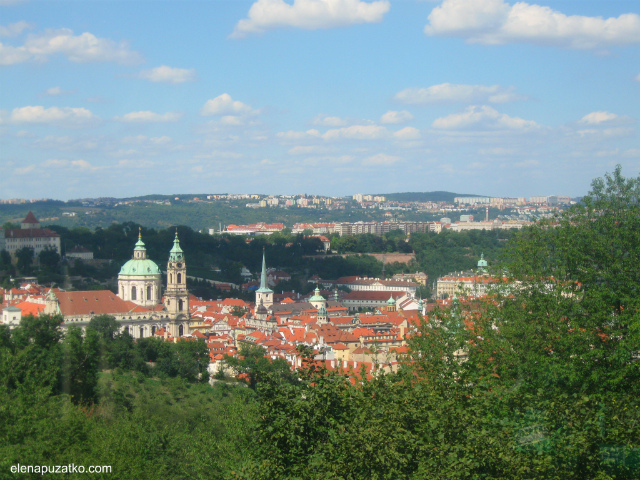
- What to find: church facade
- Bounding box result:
[44,231,191,338]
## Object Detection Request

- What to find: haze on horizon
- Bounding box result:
[1,0,639,201]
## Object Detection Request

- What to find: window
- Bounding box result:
[178,299,184,311]
[147,285,152,300]
[177,273,182,284]
[131,286,137,300]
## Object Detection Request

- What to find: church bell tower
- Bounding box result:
[165,231,189,336]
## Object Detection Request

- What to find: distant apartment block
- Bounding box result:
[334,221,442,236]
[222,223,285,236]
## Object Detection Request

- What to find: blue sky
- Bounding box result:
[1,0,639,200]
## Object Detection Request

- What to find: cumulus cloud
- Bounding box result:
[116,111,183,122]
[122,135,172,145]
[395,83,525,104]
[362,153,401,166]
[42,86,75,96]
[201,93,258,116]
[10,105,97,126]
[425,0,640,49]
[0,28,143,65]
[322,124,388,140]
[380,110,414,124]
[432,105,539,130]
[393,126,421,140]
[277,129,322,141]
[137,65,196,84]
[579,111,618,125]
[0,21,33,37]
[312,113,348,127]
[231,0,390,38]
[41,159,98,170]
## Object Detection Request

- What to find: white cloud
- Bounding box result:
[393,126,421,140]
[231,0,390,38]
[201,93,258,116]
[0,28,143,65]
[380,110,414,124]
[312,113,348,127]
[432,105,539,130]
[10,105,97,126]
[277,129,321,141]
[122,135,172,145]
[425,0,640,49]
[362,153,401,166]
[288,145,321,155]
[116,111,183,122]
[137,65,196,84]
[43,86,75,96]
[579,111,618,125]
[41,159,98,170]
[0,21,33,37]
[395,83,525,104]
[322,124,388,140]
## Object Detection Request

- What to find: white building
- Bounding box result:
[1,212,61,257]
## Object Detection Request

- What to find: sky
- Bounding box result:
[1,0,639,200]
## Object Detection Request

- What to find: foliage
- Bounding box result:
[240,167,640,479]
[223,344,297,390]
[15,246,34,275]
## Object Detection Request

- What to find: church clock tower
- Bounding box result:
[165,231,189,337]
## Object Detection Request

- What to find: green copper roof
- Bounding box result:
[134,229,146,251]
[119,258,161,276]
[256,250,273,294]
[309,287,325,302]
[317,305,327,315]
[120,232,161,275]
[387,294,396,305]
[169,231,184,262]
[477,252,488,270]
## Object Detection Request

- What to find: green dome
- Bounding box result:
[119,258,162,276]
[309,287,325,302]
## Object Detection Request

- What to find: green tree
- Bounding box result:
[87,314,120,342]
[15,246,34,274]
[223,344,296,390]
[59,326,100,404]
[38,246,61,270]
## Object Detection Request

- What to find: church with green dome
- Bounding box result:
[118,230,163,308]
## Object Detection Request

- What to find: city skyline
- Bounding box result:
[1,0,639,200]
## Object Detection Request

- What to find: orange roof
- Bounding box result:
[14,301,45,316]
[56,290,146,317]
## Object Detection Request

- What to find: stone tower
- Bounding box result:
[165,231,189,336]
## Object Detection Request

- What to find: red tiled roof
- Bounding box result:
[4,228,60,238]
[56,290,148,316]
[14,301,45,316]
[22,211,39,224]
[342,291,405,301]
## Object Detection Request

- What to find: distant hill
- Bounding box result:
[380,191,486,203]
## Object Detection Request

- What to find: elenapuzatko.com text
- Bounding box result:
[10,464,111,475]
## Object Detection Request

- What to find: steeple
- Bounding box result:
[133,228,147,259]
[169,229,184,262]
[165,230,189,336]
[255,249,273,308]
[477,252,488,274]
